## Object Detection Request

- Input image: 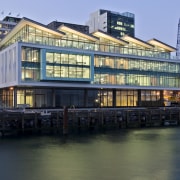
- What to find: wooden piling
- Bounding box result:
[2,112,5,136]
[21,112,24,133]
[63,107,68,135]
[34,112,38,129]
[56,111,60,132]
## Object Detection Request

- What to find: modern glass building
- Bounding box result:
[86,9,135,38]
[0,16,178,108]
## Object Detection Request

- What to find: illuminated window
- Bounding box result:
[117,21,123,25]
[21,47,40,81]
[45,52,91,80]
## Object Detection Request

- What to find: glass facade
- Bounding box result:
[0,88,14,108]
[141,90,160,101]
[16,89,53,107]
[0,17,179,108]
[45,52,91,80]
[1,24,171,59]
[106,11,135,38]
[21,47,40,81]
[0,88,140,108]
[94,55,180,87]
[20,46,180,88]
[21,47,91,82]
[116,90,138,106]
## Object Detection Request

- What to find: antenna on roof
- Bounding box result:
[8,12,11,16]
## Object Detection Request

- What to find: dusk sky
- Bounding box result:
[1,0,180,47]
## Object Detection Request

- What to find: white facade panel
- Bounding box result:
[86,10,108,33]
[86,10,101,33]
[0,43,19,88]
[98,13,107,32]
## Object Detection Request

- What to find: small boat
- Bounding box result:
[164,120,178,126]
[40,110,51,116]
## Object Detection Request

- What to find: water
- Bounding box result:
[0,127,180,180]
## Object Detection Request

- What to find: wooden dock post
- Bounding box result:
[138,110,141,127]
[1,112,5,136]
[63,106,68,135]
[21,112,25,133]
[160,109,163,126]
[126,110,129,128]
[178,110,180,125]
[34,112,38,129]
[149,109,152,127]
[56,111,60,133]
[170,109,172,121]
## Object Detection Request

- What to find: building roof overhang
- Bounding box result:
[121,35,154,49]
[58,25,98,42]
[0,17,65,47]
[147,38,176,52]
[92,30,128,45]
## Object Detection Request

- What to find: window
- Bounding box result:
[21,47,40,81]
[45,51,91,80]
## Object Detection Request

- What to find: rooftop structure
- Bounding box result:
[86,9,135,38]
[0,12,178,108]
[47,21,89,34]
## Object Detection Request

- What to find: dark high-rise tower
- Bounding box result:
[86,9,135,38]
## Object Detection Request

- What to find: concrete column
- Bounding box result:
[138,90,141,107]
[84,89,88,107]
[160,90,164,106]
[113,89,116,107]
[13,87,17,108]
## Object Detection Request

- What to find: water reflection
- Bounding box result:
[0,128,180,180]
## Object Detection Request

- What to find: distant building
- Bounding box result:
[176,19,180,59]
[86,9,135,38]
[47,21,89,34]
[0,16,21,40]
